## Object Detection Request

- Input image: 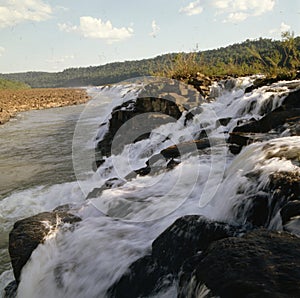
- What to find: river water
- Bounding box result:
[0,77,299,297]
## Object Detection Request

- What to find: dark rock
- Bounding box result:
[281,200,300,225]
[232,89,300,135]
[95,97,184,167]
[160,139,210,159]
[234,193,270,227]
[151,215,239,273]
[184,106,203,125]
[86,178,125,199]
[268,171,300,211]
[107,255,172,298]
[229,144,243,155]
[3,280,17,298]
[179,230,300,298]
[229,89,300,152]
[9,211,81,283]
[219,117,232,126]
[229,132,253,146]
[108,216,239,298]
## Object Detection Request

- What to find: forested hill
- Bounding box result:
[1,36,300,88]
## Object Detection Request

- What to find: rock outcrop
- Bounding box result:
[6,208,81,296]
[179,230,300,298]
[108,215,240,297]
[229,87,300,154]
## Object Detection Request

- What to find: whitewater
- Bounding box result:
[0,76,300,297]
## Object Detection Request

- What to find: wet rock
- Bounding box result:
[95,97,183,167]
[219,117,232,126]
[268,172,300,212]
[179,230,300,298]
[161,139,210,160]
[9,210,81,283]
[280,200,300,226]
[152,215,239,274]
[108,216,239,298]
[86,178,125,199]
[234,193,270,227]
[230,89,300,152]
[107,256,172,298]
[3,281,17,298]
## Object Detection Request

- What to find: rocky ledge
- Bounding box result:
[4,207,81,297]
[108,216,300,298]
[0,88,90,125]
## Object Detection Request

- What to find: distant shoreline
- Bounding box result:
[0,88,90,125]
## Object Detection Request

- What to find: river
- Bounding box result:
[0,77,299,297]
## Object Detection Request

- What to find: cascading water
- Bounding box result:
[0,76,300,297]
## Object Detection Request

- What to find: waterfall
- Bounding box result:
[1,76,300,297]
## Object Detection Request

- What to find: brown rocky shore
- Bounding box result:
[0,88,90,125]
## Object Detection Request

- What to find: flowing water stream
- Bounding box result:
[0,77,299,297]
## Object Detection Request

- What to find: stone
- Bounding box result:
[8,211,81,283]
[108,216,239,297]
[234,193,270,227]
[230,89,300,152]
[151,215,239,273]
[95,97,184,167]
[3,281,17,298]
[179,230,300,298]
[107,256,171,298]
[280,200,300,225]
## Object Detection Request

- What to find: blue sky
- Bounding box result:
[0,0,299,73]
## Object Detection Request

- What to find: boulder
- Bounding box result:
[178,230,300,298]
[8,210,81,283]
[280,200,300,226]
[107,255,171,298]
[234,193,270,227]
[108,216,239,297]
[151,215,239,273]
[95,97,184,167]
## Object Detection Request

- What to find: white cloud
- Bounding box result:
[149,20,160,37]
[269,22,291,35]
[0,0,52,28]
[0,46,5,56]
[179,0,203,16]
[280,22,291,32]
[212,0,275,23]
[59,16,133,43]
[227,12,249,23]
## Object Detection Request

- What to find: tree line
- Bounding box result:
[1,33,299,88]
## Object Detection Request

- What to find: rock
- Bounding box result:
[230,89,300,152]
[280,200,300,226]
[95,97,184,167]
[179,230,300,298]
[107,256,171,298]
[86,178,125,199]
[234,193,270,227]
[3,281,17,298]
[233,90,300,133]
[108,216,239,297]
[160,139,210,160]
[151,215,240,273]
[8,210,81,283]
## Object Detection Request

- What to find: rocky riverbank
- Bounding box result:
[0,88,90,125]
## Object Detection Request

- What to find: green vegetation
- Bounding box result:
[156,32,300,80]
[1,33,299,88]
[0,78,30,90]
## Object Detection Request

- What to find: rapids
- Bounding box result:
[0,76,300,297]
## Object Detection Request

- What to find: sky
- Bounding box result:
[0,0,299,73]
